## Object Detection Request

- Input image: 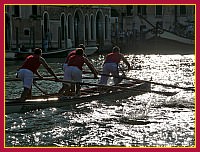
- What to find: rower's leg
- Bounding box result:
[112,67,120,85]
[75,83,81,96]
[70,84,75,92]
[58,85,65,95]
[58,83,70,95]
[27,86,32,99]
[20,87,30,101]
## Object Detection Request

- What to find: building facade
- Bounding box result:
[5,5,195,53]
[5,5,112,51]
[111,5,195,40]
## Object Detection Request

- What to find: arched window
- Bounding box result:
[91,15,94,40]
[32,5,37,16]
[105,16,108,39]
[180,5,186,16]
[67,15,73,40]
[85,16,89,44]
[44,13,48,34]
[61,14,65,40]
[14,5,20,17]
[156,5,163,16]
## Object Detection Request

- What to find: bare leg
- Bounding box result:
[20,87,30,101]
[70,84,75,92]
[27,86,32,99]
[75,83,81,96]
[58,83,70,95]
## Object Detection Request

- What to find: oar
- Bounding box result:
[6,77,49,82]
[33,81,48,95]
[6,77,177,96]
[5,75,98,82]
[6,72,194,92]
[40,78,177,96]
[117,64,127,84]
[82,71,195,91]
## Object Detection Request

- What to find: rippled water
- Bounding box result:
[5,53,195,147]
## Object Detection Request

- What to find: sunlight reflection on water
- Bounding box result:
[5,54,195,147]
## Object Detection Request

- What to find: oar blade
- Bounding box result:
[161,91,178,96]
[149,90,178,96]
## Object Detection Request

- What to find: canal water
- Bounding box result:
[5,40,195,147]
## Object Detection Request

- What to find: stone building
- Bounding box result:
[5,5,112,51]
[5,5,195,53]
[111,5,195,40]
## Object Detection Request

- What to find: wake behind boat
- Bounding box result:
[5,81,151,114]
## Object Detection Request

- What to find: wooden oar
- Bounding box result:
[6,77,46,82]
[82,71,195,91]
[118,64,127,84]
[40,78,177,96]
[6,69,194,92]
[5,76,98,82]
[6,77,177,96]
[33,81,48,95]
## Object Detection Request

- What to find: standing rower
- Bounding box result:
[17,48,58,101]
[99,46,131,85]
[59,48,98,96]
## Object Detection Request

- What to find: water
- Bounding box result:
[5,51,195,147]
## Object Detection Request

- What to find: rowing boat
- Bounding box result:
[14,46,98,60]
[5,81,151,114]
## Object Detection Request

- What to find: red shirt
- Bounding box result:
[68,55,85,70]
[65,50,76,63]
[21,55,41,73]
[105,52,122,64]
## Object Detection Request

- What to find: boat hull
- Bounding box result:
[145,30,194,45]
[14,46,98,60]
[5,82,151,114]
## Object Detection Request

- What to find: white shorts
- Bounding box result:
[18,69,34,89]
[99,63,119,84]
[64,66,82,82]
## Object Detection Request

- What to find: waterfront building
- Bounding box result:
[110,5,195,41]
[5,5,112,52]
[5,5,195,54]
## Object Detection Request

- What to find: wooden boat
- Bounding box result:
[14,46,98,60]
[159,30,194,45]
[145,29,194,45]
[138,15,194,45]
[5,81,151,114]
[5,51,16,61]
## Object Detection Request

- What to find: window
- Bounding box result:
[91,16,94,40]
[44,13,48,34]
[68,16,72,39]
[137,5,147,15]
[180,5,186,16]
[105,16,108,39]
[126,5,133,16]
[156,5,163,16]
[32,5,37,16]
[61,14,65,40]
[24,28,30,36]
[14,5,20,17]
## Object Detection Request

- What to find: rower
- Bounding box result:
[17,48,58,101]
[58,48,98,96]
[99,46,131,85]
[63,44,87,93]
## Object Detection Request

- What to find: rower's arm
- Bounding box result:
[35,70,43,78]
[40,57,58,79]
[84,57,98,78]
[121,55,131,70]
